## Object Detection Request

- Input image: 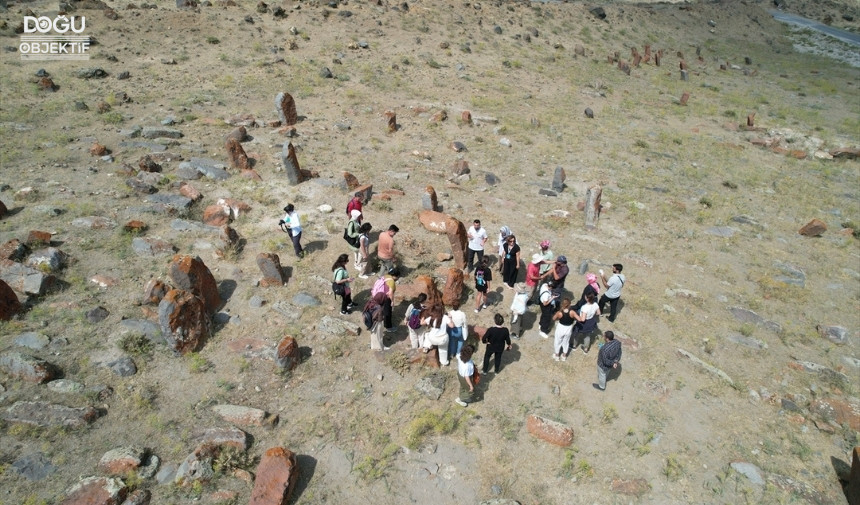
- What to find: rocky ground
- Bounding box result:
[0,1,858,505]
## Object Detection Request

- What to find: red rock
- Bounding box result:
[226,138,251,170]
[90,143,108,156]
[249,447,299,505]
[377,194,391,201]
[0,352,59,383]
[143,278,168,305]
[423,186,438,211]
[679,92,690,106]
[138,155,161,172]
[98,447,144,475]
[59,476,127,505]
[789,150,807,159]
[90,275,118,288]
[194,427,249,451]
[460,110,472,125]
[442,268,464,307]
[277,92,298,127]
[225,126,247,143]
[384,110,397,132]
[829,147,859,159]
[179,182,202,201]
[257,253,287,287]
[354,183,373,203]
[158,289,212,354]
[38,77,56,91]
[526,414,574,447]
[276,336,300,371]
[0,279,22,320]
[431,110,448,122]
[203,205,230,226]
[799,219,827,237]
[0,239,29,261]
[407,347,440,368]
[26,230,52,247]
[343,172,361,190]
[382,189,405,197]
[216,198,251,219]
[169,255,220,315]
[810,398,860,431]
[452,159,470,175]
[123,220,147,233]
[220,225,240,248]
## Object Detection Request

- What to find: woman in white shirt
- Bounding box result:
[571,293,600,353]
[280,204,304,258]
[446,302,468,360]
[422,304,453,366]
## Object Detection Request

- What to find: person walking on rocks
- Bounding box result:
[447,302,468,360]
[279,204,304,258]
[356,222,373,279]
[331,254,355,315]
[481,313,511,374]
[466,219,488,273]
[405,293,427,349]
[551,298,576,361]
[455,344,477,407]
[377,224,399,275]
[598,264,625,323]
[474,257,492,313]
[346,192,364,223]
[500,234,521,289]
[345,210,362,266]
[594,330,621,391]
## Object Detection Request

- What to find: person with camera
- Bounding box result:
[279,204,304,258]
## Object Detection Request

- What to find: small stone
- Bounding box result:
[799,218,827,237]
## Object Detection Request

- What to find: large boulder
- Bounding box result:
[257,253,288,287]
[0,351,60,383]
[0,279,22,320]
[158,289,212,354]
[169,255,220,315]
[0,259,55,295]
[442,268,464,306]
[59,476,127,505]
[249,447,299,505]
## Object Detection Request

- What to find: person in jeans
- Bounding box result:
[481,313,511,374]
[331,254,355,315]
[455,344,477,407]
[466,219,488,273]
[594,331,622,391]
[447,302,468,360]
[279,204,304,258]
[377,224,399,275]
[598,263,625,322]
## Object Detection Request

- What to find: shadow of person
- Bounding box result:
[607,363,623,383]
[291,454,318,502]
[301,239,327,255]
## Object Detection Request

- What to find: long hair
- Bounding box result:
[332,253,349,271]
[427,304,445,329]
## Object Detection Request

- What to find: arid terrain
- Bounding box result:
[0,0,858,504]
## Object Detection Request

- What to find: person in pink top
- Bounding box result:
[525,253,543,300]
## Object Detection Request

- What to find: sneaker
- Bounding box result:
[340,310,350,315]
[553,354,560,361]
[474,309,480,313]
[540,332,549,339]
[346,303,356,310]
[583,348,590,354]
[383,346,391,351]
[482,304,488,309]
[561,355,567,362]
[454,398,468,407]
[512,334,520,340]
[592,383,605,391]
[358,274,369,279]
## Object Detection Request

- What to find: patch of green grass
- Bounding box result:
[189,353,213,373]
[118,333,154,356]
[663,453,685,480]
[405,409,463,449]
[601,403,618,424]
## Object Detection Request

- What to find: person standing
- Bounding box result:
[364,292,389,351]
[346,192,364,223]
[380,268,400,332]
[497,226,514,257]
[455,344,477,407]
[481,313,511,374]
[594,331,622,391]
[331,254,355,315]
[474,257,492,313]
[571,293,600,353]
[509,282,530,339]
[377,224,399,275]
[356,222,373,279]
[538,280,558,339]
[405,293,427,349]
[525,253,543,300]
[447,302,468,359]
[598,264,625,323]
[538,240,554,277]
[574,272,601,311]
[541,255,570,292]
[422,304,453,366]
[466,219,488,273]
[279,204,304,258]
[500,234,521,289]
[345,210,362,267]
[551,298,576,361]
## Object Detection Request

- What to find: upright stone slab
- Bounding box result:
[169,255,220,315]
[445,215,468,270]
[584,185,602,230]
[680,92,690,106]
[276,336,300,371]
[257,253,287,287]
[384,110,396,133]
[0,279,21,321]
[442,268,464,306]
[225,138,250,170]
[354,183,372,203]
[452,160,470,176]
[552,167,566,192]
[343,172,361,190]
[249,447,299,505]
[422,186,438,211]
[461,110,472,125]
[275,92,298,127]
[158,289,212,355]
[280,142,318,185]
[413,275,443,311]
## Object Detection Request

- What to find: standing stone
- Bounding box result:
[179,182,202,201]
[138,155,161,173]
[413,275,444,312]
[249,447,299,505]
[275,92,298,127]
[281,142,318,185]
[442,268,464,306]
[654,53,661,66]
[169,255,221,315]
[552,167,566,192]
[225,126,247,143]
[276,336,300,371]
[452,160,470,176]
[343,172,361,190]
[680,69,688,81]
[225,138,250,171]
[584,185,602,230]
[384,110,397,133]
[632,54,641,67]
[461,110,472,125]
[799,219,827,237]
[847,447,860,504]
[747,113,756,127]
[422,186,439,211]
[644,44,651,62]
[584,108,594,119]
[354,184,373,204]
[574,44,585,56]
[158,289,212,355]
[618,61,631,75]
[680,92,690,106]
[257,253,287,287]
[0,200,6,219]
[0,279,21,320]
[445,215,467,270]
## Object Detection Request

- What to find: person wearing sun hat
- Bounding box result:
[525,253,543,299]
[538,240,554,276]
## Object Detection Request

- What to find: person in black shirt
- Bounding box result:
[481,313,511,374]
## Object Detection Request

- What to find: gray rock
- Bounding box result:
[117,71,130,80]
[578,260,589,275]
[499,137,511,147]
[71,216,117,229]
[816,325,848,345]
[551,166,566,192]
[781,398,802,412]
[292,292,321,307]
[107,357,137,377]
[144,193,192,211]
[138,454,160,479]
[480,499,522,505]
[414,373,446,400]
[0,261,55,295]
[14,332,50,350]
[538,189,557,197]
[119,125,142,138]
[731,215,762,227]
[47,379,86,394]
[485,173,500,186]
[213,312,231,325]
[11,453,56,481]
[132,237,177,257]
[723,333,767,350]
[1,401,99,428]
[249,295,264,308]
[184,158,230,181]
[118,141,168,151]
[318,315,361,337]
[119,319,162,342]
[730,462,764,485]
[841,356,860,369]
[320,67,333,78]
[31,205,63,217]
[704,226,736,237]
[156,463,177,485]
[126,177,157,194]
[141,126,183,139]
[729,307,782,333]
[170,219,220,233]
[26,247,67,272]
[75,67,108,79]
[86,306,110,323]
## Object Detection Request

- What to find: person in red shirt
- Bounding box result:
[346,193,363,223]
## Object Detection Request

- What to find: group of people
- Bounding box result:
[283,198,628,405]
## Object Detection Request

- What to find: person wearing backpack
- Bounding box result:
[363,292,389,351]
[279,204,304,258]
[356,222,373,279]
[344,210,362,266]
[371,268,399,332]
[404,293,427,349]
[446,302,468,361]
[331,254,355,315]
[473,257,492,313]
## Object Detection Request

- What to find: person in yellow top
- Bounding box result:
[381,268,400,332]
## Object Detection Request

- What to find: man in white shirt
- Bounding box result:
[466,219,488,273]
[280,204,304,258]
[599,263,625,323]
